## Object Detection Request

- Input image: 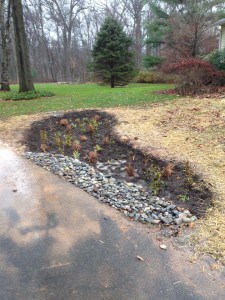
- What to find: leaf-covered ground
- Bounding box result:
[108,97,225,263]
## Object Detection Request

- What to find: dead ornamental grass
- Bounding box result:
[105,97,225,264]
[0,97,224,263]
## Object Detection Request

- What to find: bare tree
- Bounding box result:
[11,0,34,92]
[45,0,86,81]
[123,0,147,68]
[0,0,11,91]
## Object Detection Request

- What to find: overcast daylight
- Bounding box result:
[0,1,225,299]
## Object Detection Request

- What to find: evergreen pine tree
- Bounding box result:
[92,17,135,88]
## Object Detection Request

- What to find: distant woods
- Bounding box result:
[1,0,225,86]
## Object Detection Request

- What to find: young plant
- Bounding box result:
[149,164,163,196]
[72,140,82,151]
[90,118,99,131]
[142,154,149,172]
[88,151,98,163]
[93,114,101,121]
[82,117,89,124]
[59,119,69,126]
[80,135,88,142]
[126,163,135,177]
[178,194,189,202]
[40,143,48,153]
[79,122,86,133]
[66,124,72,133]
[55,132,64,154]
[73,150,80,160]
[65,133,72,147]
[94,144,103,152]
[40,129,48,144]
[87,123,94,133]
[75,118,81,125]
[184,161,194,188]
[103,135,110,146]
[163,162,174,178]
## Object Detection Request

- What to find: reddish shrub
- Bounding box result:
[163,58,225,95]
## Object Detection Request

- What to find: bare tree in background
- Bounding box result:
[11,0,34,92]
[0,0,11,91]
[45,0,86,81]
[123,0,147,68]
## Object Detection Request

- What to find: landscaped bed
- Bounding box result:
[0,84,224,263]
[24,110,211,224]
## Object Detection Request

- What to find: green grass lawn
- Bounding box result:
[0,83,177,118]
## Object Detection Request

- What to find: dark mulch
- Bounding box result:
[24,110,212,218]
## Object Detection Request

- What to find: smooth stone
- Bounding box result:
[174,218,183,225]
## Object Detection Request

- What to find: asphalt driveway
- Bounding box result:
[0,141,224,300]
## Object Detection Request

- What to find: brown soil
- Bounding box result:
[24,110,211,218]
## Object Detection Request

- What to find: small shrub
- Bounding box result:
[87,123,94,133]
[94,144,103,152]
[163,58,225,95]
[93,114,101,121]
[55,132,64,154]
[65,133,72,147]
[40,129,48,144]
[178,194,189,202]
[103,135,110,146]
[73,150,80,160]
[88,151,98,163]
[162,163,174,178]
[90,118,100,131]
[66,124,72,133]
[59,119,69,126]
[72,140,82,151]
[79,122,87,133]
[40,143,48,152]
[80,135,88,142]
[126,163,135,177]
[206,49,225,72]
[148,164,163,196]
[3,90,55,101]
[184,161,194,188]
[133,70,175,84]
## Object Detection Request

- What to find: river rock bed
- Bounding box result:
[25,152,197,226]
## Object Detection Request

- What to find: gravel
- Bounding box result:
[25,152,197,226]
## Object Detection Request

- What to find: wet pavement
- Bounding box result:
[0,141,224,300]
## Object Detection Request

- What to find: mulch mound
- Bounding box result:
[24,110,212,217]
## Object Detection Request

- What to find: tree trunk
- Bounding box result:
[11,0,34,92]
[0,0,10,91]
[111,75,115,88]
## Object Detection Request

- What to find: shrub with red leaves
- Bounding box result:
[163,58,225,96]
